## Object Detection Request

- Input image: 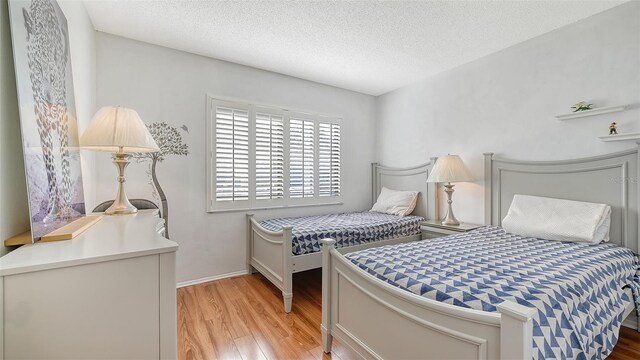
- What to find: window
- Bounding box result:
[289,116,315,199]
[318,121,341,198]
[207,97,342,211]
[213,104,249,204]
[255,109,284,201]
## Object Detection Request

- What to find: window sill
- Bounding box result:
[206,201,344,214]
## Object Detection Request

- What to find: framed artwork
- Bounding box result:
[8,0,85,241]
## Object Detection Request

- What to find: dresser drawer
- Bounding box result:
[421,227,461,239]
[420,221,484,240]
[422,229,443,239]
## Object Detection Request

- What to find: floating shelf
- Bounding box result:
[556,105,628,120]
[598,132,640,142]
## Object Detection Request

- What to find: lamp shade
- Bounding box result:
[80,106,159,153]
[427,155,474,183]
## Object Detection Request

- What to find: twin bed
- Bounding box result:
[247,149,640,359]
[320,149,640,360]
[246,160,438,312]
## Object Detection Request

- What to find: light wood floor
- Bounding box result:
[179,269,640,360]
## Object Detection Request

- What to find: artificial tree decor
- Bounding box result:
[133,122,189,239]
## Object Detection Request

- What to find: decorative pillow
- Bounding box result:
[502,194,611,244]
[370,187,419,217]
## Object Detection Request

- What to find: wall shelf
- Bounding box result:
[598,132,640,142]
[556,105,628,120]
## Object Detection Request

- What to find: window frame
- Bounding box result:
[206,95,344,213]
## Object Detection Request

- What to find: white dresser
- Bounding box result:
[0,210,178,360]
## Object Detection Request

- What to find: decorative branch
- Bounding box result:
[132,122,189,239]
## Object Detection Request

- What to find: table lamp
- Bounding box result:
[80,106,159,215]
[427,155,474,226]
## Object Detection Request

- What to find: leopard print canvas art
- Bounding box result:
[9,0,85,241]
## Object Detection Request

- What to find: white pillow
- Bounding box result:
[502,194,612,244]
[370,187,419,217]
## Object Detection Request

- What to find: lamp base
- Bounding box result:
[105,202,138,215]
[105,152,138,215]
[441,215,460,226]
[441,183,460,226]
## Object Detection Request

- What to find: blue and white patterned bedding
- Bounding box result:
[346,226,640,360]
[260,212,423,255]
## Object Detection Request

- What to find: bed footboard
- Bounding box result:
[247,213,293,312]
[320,238,536,360]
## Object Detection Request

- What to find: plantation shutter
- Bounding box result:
[255,109,285,201]
[207,95,343,211]
[289,116,315,198]
[213,102,249,204]
[318,120,341,197]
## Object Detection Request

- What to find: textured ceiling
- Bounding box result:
[84,0,626,96]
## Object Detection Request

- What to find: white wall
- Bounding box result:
[0,0,30,255]
[0,1,96,254]
[376,2,640,224]
[95,33,377,283]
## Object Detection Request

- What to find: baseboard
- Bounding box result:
[623,312,638,330]
[176,270,249,288]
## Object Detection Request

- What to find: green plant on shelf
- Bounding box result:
[571,101,593,112]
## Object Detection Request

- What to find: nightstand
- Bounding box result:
[421,220,484,239]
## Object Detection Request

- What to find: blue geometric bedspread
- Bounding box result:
[345,226,640,360]
[260,212,423,255]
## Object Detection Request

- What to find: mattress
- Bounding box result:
[259,211,424,255]
[346,226,640,360]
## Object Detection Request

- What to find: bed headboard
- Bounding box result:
[484,148,639,253]
[372,160,438,220]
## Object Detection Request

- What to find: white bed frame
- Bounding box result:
[246,161,438,313]
[321,148,640,360]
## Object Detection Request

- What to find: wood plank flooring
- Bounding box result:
[178,269,640,360]
[609,326,640,360]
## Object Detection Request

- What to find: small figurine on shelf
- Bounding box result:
[609,122,618,135]
[571,101,593,112]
